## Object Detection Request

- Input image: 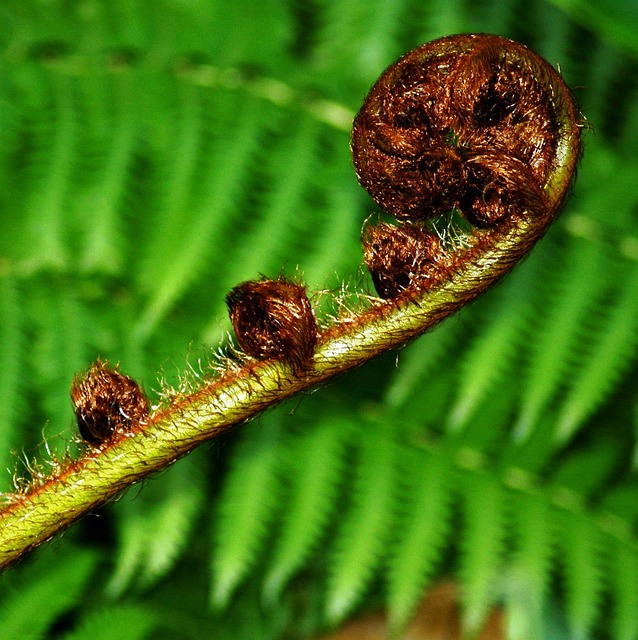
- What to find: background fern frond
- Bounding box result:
[505,489,554,640]
[0,547,98,640]
[2,1,638,638]
[445,258,539,432]
[385,446,454,635]
[106,452,207,596]
[27,277,87,453]
[458,469,508,635]
[512,234,611,442]
[14,63,79,273]
[0,275,25,491]
[263,414,353,606]
[59,604,158,640]
[556,508,605,639]
[210,414,286,610]
[323,417,398,624]
[609,540,638,640]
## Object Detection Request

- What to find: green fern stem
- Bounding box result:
[0,34,580,570]
[0,209,566,570]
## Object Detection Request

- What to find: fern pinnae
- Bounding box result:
[204,113,322,326]
[0,275,26,491]
[299,164,363,295]
[608,539,638,640]
[137,91,268,341]
[555,508,605,639]
[446,257,539,432]
[77,68,140,276]
[550,437,623,502]
[313,0,370,85]
[414,0,469,41]
[526,1,575,77]
[17,63,79,273]
[27,279,88,454]
[104,498,149,598]
[458,468,508,636]
[136,76,211,296]
[137,453,207,590]
[59,603,158,640]
[505,489,554,640]
[210,415,286,610]
[0,547,98,640]
[262,415,353,606]
[354,0,407,81]
[465,0,521,35]
[555,260,638,443]
[512,235,610,442]
[385,446,454,636]
[324,418,399,624]
[382,318,460,410]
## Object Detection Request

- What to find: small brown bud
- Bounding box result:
[71,360,149,444]
[226,278,318,376]
[362,222,454,299]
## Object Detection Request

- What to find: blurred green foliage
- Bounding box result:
[1,0,638,638]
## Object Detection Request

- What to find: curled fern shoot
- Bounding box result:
[0,33,581,571]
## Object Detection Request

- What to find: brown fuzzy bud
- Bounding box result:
[362,222,454,299]
[226,278,318,375]
[351,34,581,227]
[70,360,149,444]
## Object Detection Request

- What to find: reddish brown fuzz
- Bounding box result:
[70,360,149,444]
[362,222,454,299]
[351,34,578,228]
[226,278,318,376]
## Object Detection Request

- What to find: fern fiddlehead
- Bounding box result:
[0,34,581,571]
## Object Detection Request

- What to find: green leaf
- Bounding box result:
[106,453,206,596]
[324,418,398,624]
[383,319,460,409]
[135,91,268,340]
[14,65,79,273]
[555,261,638,442]
[27,277,87,454]
[513,236,609,441]
[609,539,638,640]
[0,275,26,491]
[446,259,538,431]
[458,469,507,635]
[262,416,352,606]
[210,417,285,610]
[386,446,453,635]
[0,547,98,640]
[557,509,604,639]
[59,604,158,640]
[505,490,554,640]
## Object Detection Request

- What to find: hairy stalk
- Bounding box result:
[0,34,581,571]
[0,218,560,570]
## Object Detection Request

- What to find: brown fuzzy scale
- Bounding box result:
[351,34,573,228]
[70,360,149,444]
[362,222,455,299]
[226,278,318,376]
